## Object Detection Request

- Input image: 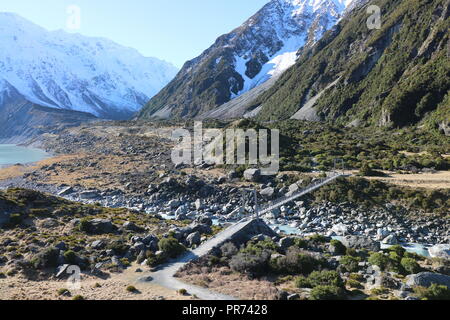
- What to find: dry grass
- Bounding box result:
[0,155,80,181]
[0,266,191,301]
[360,170,450,190]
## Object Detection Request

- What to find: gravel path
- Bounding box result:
[136,219,255,300]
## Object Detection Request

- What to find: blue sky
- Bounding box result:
[0,0,269,68]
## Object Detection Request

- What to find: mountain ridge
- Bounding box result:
[0,12,178,120]
[139,0,360,119]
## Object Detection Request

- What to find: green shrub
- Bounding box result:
[270,248,322,275]
[107,240,130,256]
[126,285,138,293]
[230,251,270,277]
[330,240,346,255]
[57,288,70,296]
[307,271,344,288]
[78,218,91,233]
[64,250,77,264]
[389,245,406,257]
[178,288,188,295]
[414,284,450,300]
[310,285,345,300]
[340,255,361,272]
[309,234,327,243]
[32,247,60,269]
[159,237,186,258]
[368,253,390,270]
[295,276,312,288]
[347,279,364,289]
[8,213,23,227]
[400,258,421,274]
[146,252,167,267]
[72,295,85,300]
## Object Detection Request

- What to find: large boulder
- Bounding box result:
[331,223,349,236]
[0,212,10,228]
[230,219,278,245]
[260,187,275,198]
[186,232,201,247]
[406,272,450,289]
[243,169,261,182]
[89,219,115,234]
[341,235,380,252]
[79,190,100,200]
[429,245,450,259]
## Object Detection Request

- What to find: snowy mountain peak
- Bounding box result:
[0,13,178,119]
[140,0,358,119]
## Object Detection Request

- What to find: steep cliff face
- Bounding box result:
[139,0,358,119]
[253,0,449,128]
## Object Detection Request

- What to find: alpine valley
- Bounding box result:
[0,0,449,302]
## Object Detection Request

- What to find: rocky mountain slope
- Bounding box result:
[0,13,178,120]
[139,0,361,119]
[252,0,449,131]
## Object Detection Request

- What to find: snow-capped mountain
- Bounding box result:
[140,0,358,119]
[0,12,178,119]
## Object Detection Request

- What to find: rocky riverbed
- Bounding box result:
[1,168,448,257]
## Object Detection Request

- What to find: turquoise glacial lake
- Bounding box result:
[0,144,50,166]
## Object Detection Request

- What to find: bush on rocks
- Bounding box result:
[270,248,323,275]
[330,240,346,256]
[220,242,238,258]
[295,276,312,288]
[413,283,450,300]
[230,251,271,277]
[159,237,186,258]
[307,271,344,288]
[32,247,60,269]
[400,257,421,274]
[368,253,391,271]
[63,250,78,265]
[339,255,361,273]
[310,285,345,300]
[107,240,129,256]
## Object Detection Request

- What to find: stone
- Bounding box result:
[276,291,289,300]
[168,199,181,209]
[142,234,158,245]
[186,231,201,246]
[260,187,275,198]
[196,216,213,226]
[382,234,399,245]
[54,242,67,251]
[429,244,450,259]
[341,235,381,252]
[195,199,205,210]
[91,240,106,249]
[89,219,115,234]
[243,169,261,182]
[58,187,74,196]
[278,237,296,250]
[374,273,402,290]
[331,223,349,236]
[406,272,450,289]
[228,170,238,180]
[287,293,300,300]
[79,190,100,200]
[123,221,143,232]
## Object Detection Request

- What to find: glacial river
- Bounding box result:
[0,144,50,166]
